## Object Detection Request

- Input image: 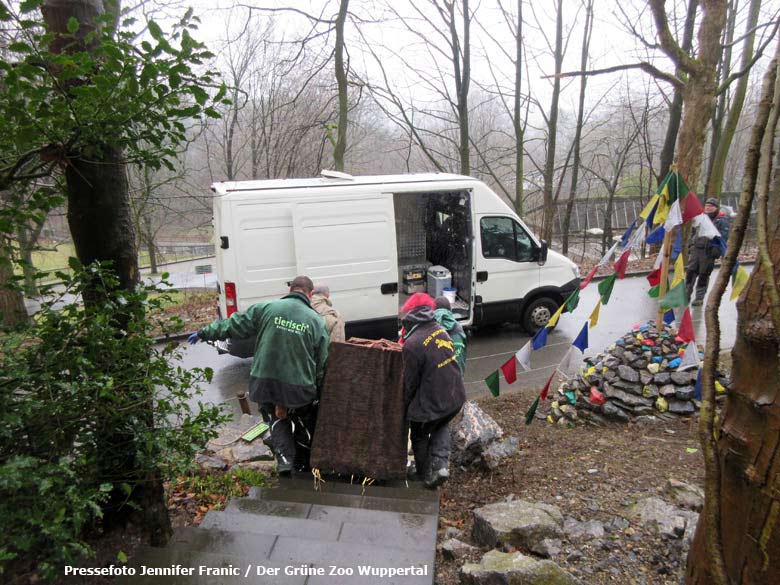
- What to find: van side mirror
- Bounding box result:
[537,240,548,265]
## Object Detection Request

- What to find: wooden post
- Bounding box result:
[656,228,674,325]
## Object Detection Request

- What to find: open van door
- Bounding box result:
[293,196,399,336]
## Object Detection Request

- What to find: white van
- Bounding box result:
[210,172,580,356]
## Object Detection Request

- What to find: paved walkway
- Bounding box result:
[121,477,438,584]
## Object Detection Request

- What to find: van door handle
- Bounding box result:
[381,282,398,294]
[477,271,488,283]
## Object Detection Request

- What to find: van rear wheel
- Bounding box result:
[522,297,559,334]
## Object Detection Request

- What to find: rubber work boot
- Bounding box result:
[276,453,293,477]
[424,467,449,489]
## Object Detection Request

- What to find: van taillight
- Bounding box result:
[224,282,237,317]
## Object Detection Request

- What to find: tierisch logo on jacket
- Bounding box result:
[274,316,310,335]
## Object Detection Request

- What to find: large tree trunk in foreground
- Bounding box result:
[0,248,27,327]
[686,46,780,585]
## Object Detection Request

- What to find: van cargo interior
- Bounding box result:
[393,191,472,321]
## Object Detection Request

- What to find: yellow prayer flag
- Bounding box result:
[654,184,671,226]
[589,300,600,329]
[730,266,749,301]
[672,254,685,287]
[639,194,660,220]
[547,303,566,327]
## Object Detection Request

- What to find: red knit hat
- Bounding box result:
[400,292,435,314]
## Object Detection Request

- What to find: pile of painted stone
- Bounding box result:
[549,321,728,425]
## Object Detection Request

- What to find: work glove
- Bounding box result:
[187,332,201,345]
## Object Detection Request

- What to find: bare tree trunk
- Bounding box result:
[658,0,698,180]
[542,0,563,244]
[143,215,158,274]
[0,244,27,328]
[333,0,349,171]
[561,0,593,256]
[706,0,761,197]
[512,0,524,214]
[17,221,43,296]
[449,0,471,175]
[687,47,780,584]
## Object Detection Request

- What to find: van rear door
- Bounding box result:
[293,195,399,328]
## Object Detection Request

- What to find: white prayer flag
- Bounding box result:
[692,213,720,240]
[557,346,584,378]
[628,222,647,250]
[598,241,620,267]
[515,341,532,371]
[663,199,682,230]
[677,341,701,372]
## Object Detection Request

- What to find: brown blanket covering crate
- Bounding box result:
[310,338,407,479]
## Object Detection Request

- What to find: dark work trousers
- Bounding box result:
[686,250,716,302]
[410,410,459,476]
[259,402,318,470]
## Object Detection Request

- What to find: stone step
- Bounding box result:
[227,497,438,535]
[116,546,303,585]
[274,476,439,503]
[247,486,438,516]
[202,505,434,552]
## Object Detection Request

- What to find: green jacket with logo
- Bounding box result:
[434,308,467,374]
[198,292,330,408]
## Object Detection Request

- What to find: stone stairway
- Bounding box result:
[120,477,439,584]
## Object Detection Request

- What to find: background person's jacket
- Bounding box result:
[311,293,346,343]
[402,306,466,422]
[433,307,467,374]
[199,292,330,408]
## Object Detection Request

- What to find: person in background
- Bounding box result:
[400,292,466,488]
[311,283,346,343]
[433,296,467,374]
[188,276,329,475]
[686,197,731,306]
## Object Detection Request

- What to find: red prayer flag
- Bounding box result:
[540,371,555,400]
[678,307,695,343]
[614,249,631,279]
[682,192,705,223]
[647,268,661,287]
[500,356,517,384]
[579,265,598,290]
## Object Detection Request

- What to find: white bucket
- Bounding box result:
[443,287,457,304]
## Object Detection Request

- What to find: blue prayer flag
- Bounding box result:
[671,229,683,261]
[711,236,727,257]
[620,223,636,248]
[532,325,549,351]
[694,369,702,401]
[572,323,588,352]
[646,225,665,245]
[663,309,675,325]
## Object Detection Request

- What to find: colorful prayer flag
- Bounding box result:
[682,193,704,222]
[589,299,600,328]
[672,254,685,287]
[646,225,665,245]
[663,309,675,325]
[628,222,647,250]
[572,322,589,352]
[579,265,598,290]
[547,303,566,328]
[614,249,631,279]
[654,183,672,226]
[639,194,660,220]
[500,356,517,384]
[730,265,749,301]
[692,212,721,240]
[532,324,549,351]
[565,289,580,312]
[678,341,701,371]
[558,346,583,378]
[659,280,688,310]
[678,307,695,342]
[516,341,532,371]
[524,396,540,425]
[485,370,500,397]
[647,268,661,287]
[540,371,556,400]
[648,284,660,298]
[598,272,617,305]
[663,199,682,230]
[671,228,683,261]
[598,241,620,267]
[620,223,636,248]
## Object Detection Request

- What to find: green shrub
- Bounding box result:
[0,262,227,580]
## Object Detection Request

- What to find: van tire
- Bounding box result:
[522,297,559,334]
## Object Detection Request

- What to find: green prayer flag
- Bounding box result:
[524,396,540,425]
[659,280,688,310]
[565,288,580,312]
[648,284,660,298]
[597,273,617,305]
[485,370,500,397]
[667,171,689,204]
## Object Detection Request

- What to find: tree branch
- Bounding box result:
[545,62,684,89]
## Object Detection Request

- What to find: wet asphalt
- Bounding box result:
[174,269,742,416]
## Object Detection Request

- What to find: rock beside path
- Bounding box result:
[629,496,698,539]
[451,401,505,468]
[460,550,580,585]
[472,500,564,553]
[440,538,478,560]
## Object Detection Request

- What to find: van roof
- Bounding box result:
[211,172,476,195]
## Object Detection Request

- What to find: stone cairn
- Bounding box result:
[548,321,729,426]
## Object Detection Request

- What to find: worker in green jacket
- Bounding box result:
[433,296,467,374]
[189,276,330,475]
